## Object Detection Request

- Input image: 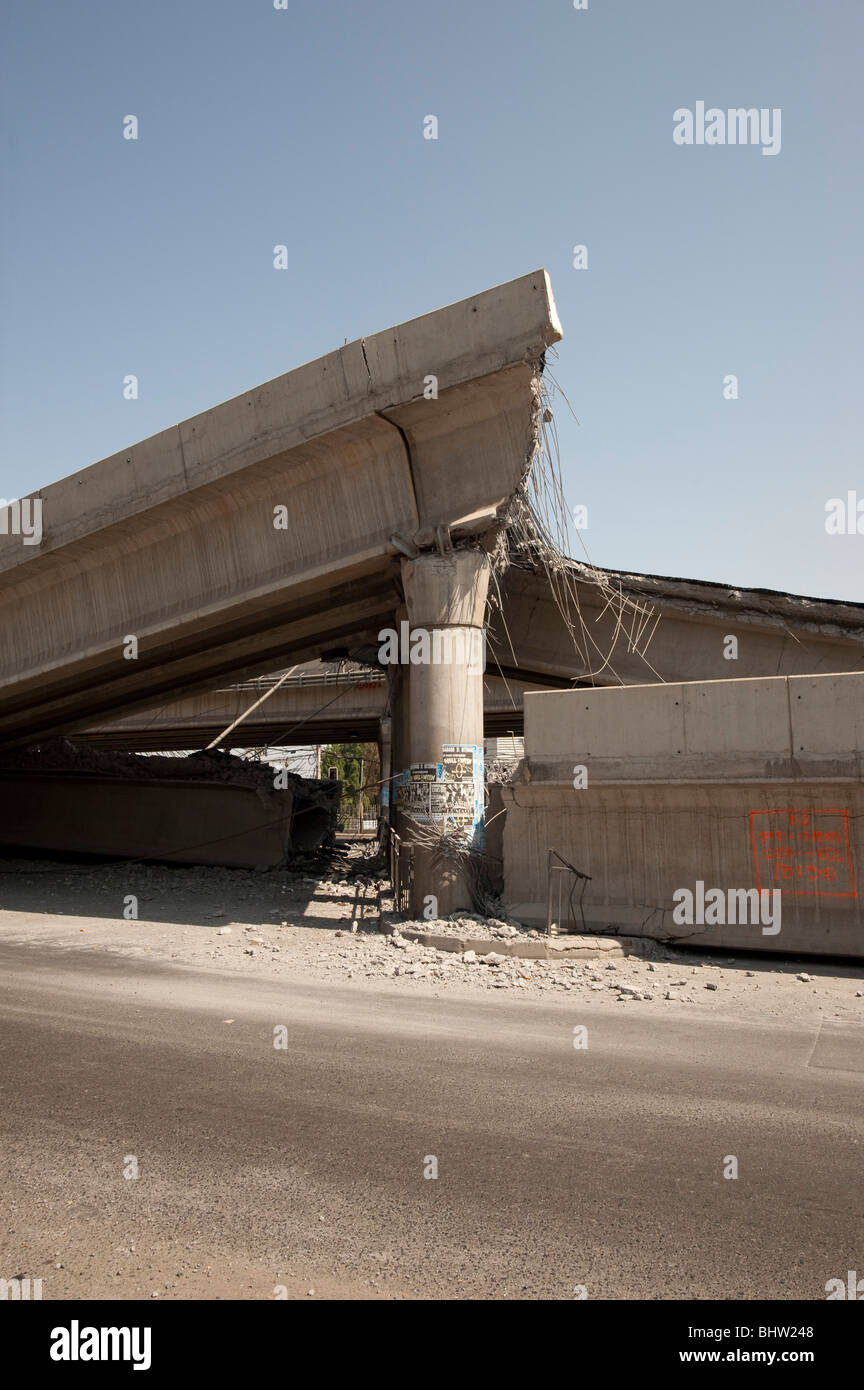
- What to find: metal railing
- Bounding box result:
[223,667,384,694]
[546,849,592,937]
[340,817,380,835]
[389,827,414,916]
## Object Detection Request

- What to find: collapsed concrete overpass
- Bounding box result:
[0,270,562,747]
[0,269,569,906]
[2,266,863,916]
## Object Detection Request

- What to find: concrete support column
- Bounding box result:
[398,548,490,916]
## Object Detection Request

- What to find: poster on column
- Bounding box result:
[440,743,484,842]
[401,748,483,841]
[401,764,438,821]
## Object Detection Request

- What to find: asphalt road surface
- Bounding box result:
[1,940,862,1300]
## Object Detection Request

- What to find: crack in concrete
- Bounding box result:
[360,339,373,389]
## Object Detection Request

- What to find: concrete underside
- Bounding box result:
[79,671,544,751]
[76,560,864,752]
[495,563,864,688]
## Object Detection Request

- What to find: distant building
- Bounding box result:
[485,735,524,764]
[235,745,318,779]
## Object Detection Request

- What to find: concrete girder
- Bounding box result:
[0,575,398,745]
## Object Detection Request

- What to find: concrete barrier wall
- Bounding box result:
[503,672,864,957]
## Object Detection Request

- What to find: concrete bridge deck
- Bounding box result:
[0,270,561,747]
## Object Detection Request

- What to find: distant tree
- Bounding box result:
[321,742,380,823]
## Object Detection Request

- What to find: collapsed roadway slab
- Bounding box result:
[0,742,341,868]
[494,564,864,686]
[0,270,561,747]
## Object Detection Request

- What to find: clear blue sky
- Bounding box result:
[1,0,861,599]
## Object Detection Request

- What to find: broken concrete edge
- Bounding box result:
[0,739,344,864]
[382,924,663,961]
[0,738,334,795]
[1,270,562,570]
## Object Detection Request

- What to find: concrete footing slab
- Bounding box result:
[393,927,652,960]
